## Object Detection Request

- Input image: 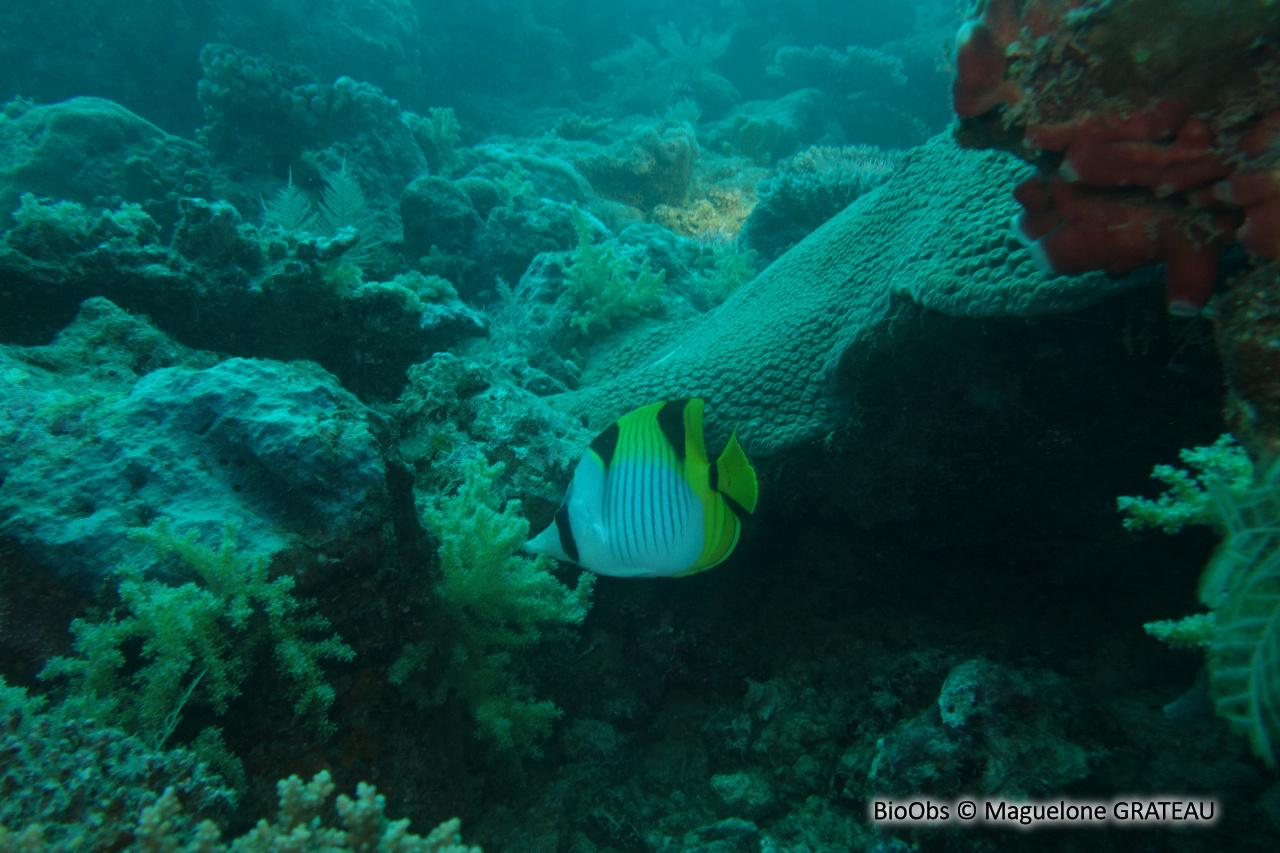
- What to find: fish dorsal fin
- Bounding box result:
[588,421,620,468]
[714,429,758,515]
[681,398,708,467]
[657,399,688,461]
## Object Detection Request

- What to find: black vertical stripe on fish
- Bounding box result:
[709,456,719,493]
[589,421,619,468]
[723,492,751,521]
[554,503,579,563]
[657,399,687,461]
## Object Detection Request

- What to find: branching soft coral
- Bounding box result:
[1,769,480,853]
[563,205,665,337]
[1119,436,1280,767]
[39,521,354,745]
[1117,434,1253,534]
[390,454,594,755]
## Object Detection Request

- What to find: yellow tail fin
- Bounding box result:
[715,430,758,514]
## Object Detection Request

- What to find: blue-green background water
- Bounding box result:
[0,1,954,138]
[0,1,1277,851]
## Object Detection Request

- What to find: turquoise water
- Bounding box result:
[0,1,1278,851]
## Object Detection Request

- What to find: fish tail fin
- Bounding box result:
[715,428,758,515]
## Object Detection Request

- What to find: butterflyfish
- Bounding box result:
[526,399,758,578]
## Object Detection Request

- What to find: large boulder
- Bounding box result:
[0,97,213,229]
[0,298,391,587]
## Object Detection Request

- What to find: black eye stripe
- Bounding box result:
[555,503,578,563]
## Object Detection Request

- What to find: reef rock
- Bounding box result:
[0,96,214,230]
[0,298,390,587]
[559,133,1134,455]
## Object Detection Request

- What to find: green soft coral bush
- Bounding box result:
[1197,458,1280,767]
[1117,434,1253,534]
[124,770,481,853]
[1119,436,1253,652]
[699,241,757,306]
[390,455,594,755]
[39,522,353,745]
[0,760,479,853]
[1142,612,1216,649]
[1120,437,1280,767]
[563,205,664,337]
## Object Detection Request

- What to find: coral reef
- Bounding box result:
[739,145,904,263]
[0,299,389,586]
[400,175,485,271]
[389,455,594,755]
[196,44,426,208]
[556,135,1133,455]
[701,89,831,165]
[394,352,592,530]
[0,97,214,230]
[1118,434,1253,534]
[951,0,1280,314]
[1117,434,1280,768]
[39,522,354,741]
[589,25,738,119]
[0,761,479,852]
[562,206,666,337]
[865,659,1091,798]
[5,5,1280,850]
[1200,457,1280,768]
[572,122,700,210]
[767,44,906,96]
[764,44,929,150]
[478,199,578,289]
[0,675,235,850]
[0,193,485,396]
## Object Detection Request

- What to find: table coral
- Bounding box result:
[951,0,1280,315]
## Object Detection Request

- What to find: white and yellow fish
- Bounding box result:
[527,399,758,578]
